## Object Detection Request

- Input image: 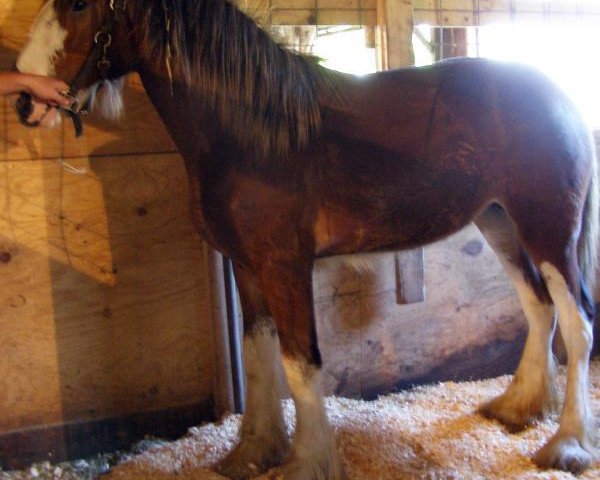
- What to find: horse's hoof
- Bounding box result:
[270,456,346,480]
[478,389,553,433]
[478,398,532,432]
[217,437,288,480]
[534,435,593,474]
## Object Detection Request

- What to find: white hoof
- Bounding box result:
[534,435,593,474]
[478,392,553,431]
[273,455,346,480]
[478,379,557,432]
[217,436,289,480]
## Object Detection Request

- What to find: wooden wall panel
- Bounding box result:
[315,226,528,398]
[0,154,214,432]
[0,0,215,455]
[243,0,377,25]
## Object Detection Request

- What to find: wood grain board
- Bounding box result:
[0,154,214,432]
[0,0,215,447]
[314,225,529,398]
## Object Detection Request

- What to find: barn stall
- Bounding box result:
[1,0,600,478]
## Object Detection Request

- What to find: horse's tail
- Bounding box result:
[578,139,599,293]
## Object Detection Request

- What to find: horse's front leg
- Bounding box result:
[217,265,289,480]
[262,262,345,480]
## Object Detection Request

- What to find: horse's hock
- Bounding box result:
[1,0,600,471]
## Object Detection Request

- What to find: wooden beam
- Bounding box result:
[377,0,414,69]
[433,27,468,61]
[412,0,600,27]
[395,249,425,304]
[376,0,424,304]
[243,0,600,27]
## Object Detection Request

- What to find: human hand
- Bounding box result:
[20,74,71,107]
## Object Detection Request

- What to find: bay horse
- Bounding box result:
[15,0,598,478]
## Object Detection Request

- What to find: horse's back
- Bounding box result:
[313,57,595,256]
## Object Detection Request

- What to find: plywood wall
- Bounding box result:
[315,226,528,398]
[0,0,216,461]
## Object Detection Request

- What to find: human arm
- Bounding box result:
[0,72,70,106]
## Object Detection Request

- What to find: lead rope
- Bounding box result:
[59,102,88,175]
[162,0,175,97]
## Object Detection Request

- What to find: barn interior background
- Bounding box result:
[1,0,600,470]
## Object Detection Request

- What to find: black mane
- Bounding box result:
[135,0,330,157]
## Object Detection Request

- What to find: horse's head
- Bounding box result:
[15,0,138,130]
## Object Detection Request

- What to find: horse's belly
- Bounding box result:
[313,202,475,256]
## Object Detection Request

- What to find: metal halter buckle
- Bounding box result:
[61,92,88,115]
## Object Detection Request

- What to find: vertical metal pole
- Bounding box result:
[205,245,235,417]
[223,257,245,413]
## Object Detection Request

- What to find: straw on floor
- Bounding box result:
[105,360,600,480]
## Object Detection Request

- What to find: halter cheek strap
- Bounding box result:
[62,0,128,137]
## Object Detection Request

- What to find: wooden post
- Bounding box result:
[395,249,425,304]
[377,0,424,304]
[433,27,468,61]
[377,0,415,70]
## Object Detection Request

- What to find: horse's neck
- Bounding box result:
[138,65,224,161]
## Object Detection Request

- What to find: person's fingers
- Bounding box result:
[53,81,72,106]
[56,93,71,107]
[26,76,73,107]
[54,80,70,92]
[32,91,68,108]
[44,92,67,106]
[47,87,71,106]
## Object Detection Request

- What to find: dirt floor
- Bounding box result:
[3,360,600,480]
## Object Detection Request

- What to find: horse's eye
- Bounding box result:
[72,0,88,12]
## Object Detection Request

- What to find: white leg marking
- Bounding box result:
[16,1,67,75]
[242,318,287,442]
[534,262,594,473]
[281,356,344,480]
[480,271,557,427]
[217,318,288,479]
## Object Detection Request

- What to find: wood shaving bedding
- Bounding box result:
[5,361,600,480]
[103,360,600,480]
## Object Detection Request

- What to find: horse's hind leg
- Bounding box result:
[217,265,289,480]
[535,257,594,473]
[503,182,595,473]
[475,205,558,430]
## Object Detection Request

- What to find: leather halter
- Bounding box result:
[17,0,128,137]
[64,0,128,136]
